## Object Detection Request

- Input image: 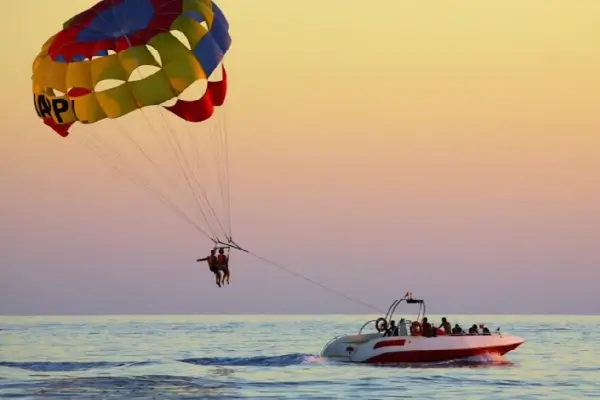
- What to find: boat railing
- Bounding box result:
[358,319,379,335]
[320,334,345,355]
[385,296,426,327]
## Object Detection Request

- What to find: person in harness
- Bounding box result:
[196,249,222,287]
[216,247,230,285]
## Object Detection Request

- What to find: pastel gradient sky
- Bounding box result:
[1,0,599,315]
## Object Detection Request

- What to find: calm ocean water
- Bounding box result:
[0,315,598,399]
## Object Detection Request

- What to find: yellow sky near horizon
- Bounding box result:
[1,0,599,313]
[3,2,599,148]
[4,1,598,168]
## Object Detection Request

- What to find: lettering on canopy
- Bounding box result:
[33,93,77,124]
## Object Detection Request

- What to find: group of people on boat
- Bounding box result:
[197,247,230,287]
[384,316,492,337]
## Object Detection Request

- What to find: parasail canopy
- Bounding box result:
[32,0,231,137]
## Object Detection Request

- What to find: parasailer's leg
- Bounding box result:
[223,265,230,284]
[214,271,222,287]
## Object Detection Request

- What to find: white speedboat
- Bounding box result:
[320,293,524,364]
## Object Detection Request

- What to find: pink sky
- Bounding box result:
[1,0,599,315]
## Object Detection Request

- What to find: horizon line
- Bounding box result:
[2,312,599,317]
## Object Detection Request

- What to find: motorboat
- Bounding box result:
[320,292,525,364]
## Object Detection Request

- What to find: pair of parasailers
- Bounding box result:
[197,247,230,287]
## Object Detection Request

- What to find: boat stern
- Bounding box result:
[320,333,378,362]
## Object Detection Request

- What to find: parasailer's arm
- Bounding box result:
[196,257,209,262]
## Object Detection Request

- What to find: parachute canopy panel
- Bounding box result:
[32,0,232,137]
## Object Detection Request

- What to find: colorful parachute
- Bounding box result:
[32,0,231,136]
[31,0,235,244]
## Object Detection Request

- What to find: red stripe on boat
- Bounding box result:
[373,339,406,349]
[366,342,521,363]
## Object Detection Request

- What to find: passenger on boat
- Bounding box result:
[439,317,452,334]
[481,325,491,335]
[384,320,399,337]
[422,317,433,337]
[468,324,479,334]
[398,318,408,336]
[451,324,464,334]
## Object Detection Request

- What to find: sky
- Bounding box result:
[1,0,599,315]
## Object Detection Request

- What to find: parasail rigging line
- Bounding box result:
[220,241,384,314]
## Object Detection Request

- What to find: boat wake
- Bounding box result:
[0,360,157,372]
[179,353,327,367]
[0,354,326,373]
[0,352,510,374]
[0,354,516,398]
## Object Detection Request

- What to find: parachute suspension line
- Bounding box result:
[127,78,221,240]
[182,110,233,243]
[66,5,218,239]
[222,106,233,240]
[223,243,384,314]
[183,122,225,238]
[203,108,232,241]
[147,109,223,239]
[104,116,193,205]
[185,118,217,228]
[125,24,230,243]
[118,30,229,243]
[138,42,233,242]
[212,106,233,242]
[198,90,233,244]
[159,110,229,241]
[76,127,214,241]
[76,4,222,241]
[85,130,214,240]
[77,109,219,241]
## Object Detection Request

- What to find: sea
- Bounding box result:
[0,315,598,399]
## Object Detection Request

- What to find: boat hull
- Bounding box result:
[321,333,524,364]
